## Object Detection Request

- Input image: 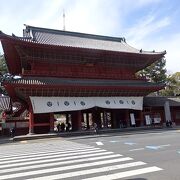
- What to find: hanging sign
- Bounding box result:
[30,96,143,114]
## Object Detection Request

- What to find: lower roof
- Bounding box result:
[5,76,164,88]
[144,96,180,107]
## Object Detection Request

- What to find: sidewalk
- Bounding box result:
[1,125,180,144]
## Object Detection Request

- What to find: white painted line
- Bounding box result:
[0,147,101,161]
[0,157,133,179]
[0,154,122,174]
[0,146,96,159]
[159,144,171,148]
[0,151,116,169]
[124,142,136,145]
[20,140,27,143]
[129,148,145,152]
[83,166,163,180]
[96,142,104,145]
[0,149,106,165]
[26,161,145,180]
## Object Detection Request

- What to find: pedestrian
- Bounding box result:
[57,123,60,132]
[93,122,98,134]
[66,122,71,132]
[10,127,15,137]
[61,122,65,132]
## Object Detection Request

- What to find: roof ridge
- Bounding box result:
[24,25,125,43]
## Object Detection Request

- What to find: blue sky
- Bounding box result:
[0,0,180,73]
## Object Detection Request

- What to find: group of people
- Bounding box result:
[57,122,71,132]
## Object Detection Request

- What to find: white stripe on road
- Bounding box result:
[83,166,163,180]
[26,161,145,180]
[96,142,104,145]
[0,149,106,165]
[0,154,121,174]
[0,157,133,180]
[0,151,116,169]
[129,148,145,152]
[0,147,100,161]
[0,146,95,159]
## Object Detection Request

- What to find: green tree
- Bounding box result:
[0,54,8,95]
[137,57,167,83]
[136,58,167,96]
[0,54,8,75]
[161,72,180,96]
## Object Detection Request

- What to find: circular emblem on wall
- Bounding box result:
[105,100,110,105]
[131,100,136,105]
[119,100,124,104]
[80,101,86,106]
[64,101,70,106]
[47,101,53,107]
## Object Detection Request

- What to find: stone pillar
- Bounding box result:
[164,101,172,123]
[49,113,54,132]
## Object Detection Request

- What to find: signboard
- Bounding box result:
[30,96,143,114]
[145,115,151,125]
[130,113,136,126]
[154,117,161,124]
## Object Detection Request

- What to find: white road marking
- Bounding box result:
[0,157,133,179]
[0,151,115,169]
[0,147,100,161]
[0,145,95,158]
[83,166,163,180]
[159,144,171,148]
[129,148,145,152]
[0,149,106,165]
[0,154,122,174]
[96,141,104,145]
[124,142,136,145]
[26,161,145,180]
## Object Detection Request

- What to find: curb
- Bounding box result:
[12,126,180,142]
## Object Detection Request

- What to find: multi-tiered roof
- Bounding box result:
[0,25,166,101]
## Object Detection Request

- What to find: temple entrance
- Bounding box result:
[100,111,112,129]
[54,113,72,132]
[82,113,93,130]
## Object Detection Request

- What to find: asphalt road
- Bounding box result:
[0,129,180,179]
[67,129,180,180]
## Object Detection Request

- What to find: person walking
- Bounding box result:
[93,122,98,134]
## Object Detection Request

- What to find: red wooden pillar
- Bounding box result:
[77,111,82,131]
[139,111,144,126]
[125,109,130,127]
[72,111,82,131]
[49,113,54,132]
[29,106,34,134]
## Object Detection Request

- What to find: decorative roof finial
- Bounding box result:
[63,9,65,31]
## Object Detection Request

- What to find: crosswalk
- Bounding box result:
[0,140,163,180]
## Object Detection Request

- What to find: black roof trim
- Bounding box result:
[24,25,125,43]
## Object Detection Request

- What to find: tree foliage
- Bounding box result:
[0,54,8,75]
[0,54,9,95]
[160,72,180,96]
[137,57,167,84]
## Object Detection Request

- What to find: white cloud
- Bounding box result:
[126,14,171,46]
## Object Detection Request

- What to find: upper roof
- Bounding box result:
[0,25,166,75]
[14,25,165,55]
